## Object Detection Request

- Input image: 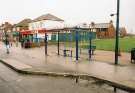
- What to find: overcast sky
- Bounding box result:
[0,0,134,33]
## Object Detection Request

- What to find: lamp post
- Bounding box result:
[115,0,120,65]
[110,0,120,65]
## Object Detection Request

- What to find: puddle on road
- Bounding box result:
[77,79,129,93]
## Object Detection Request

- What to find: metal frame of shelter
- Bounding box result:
[45,27,96,61]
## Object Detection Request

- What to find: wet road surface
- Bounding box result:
[0,62,129,93]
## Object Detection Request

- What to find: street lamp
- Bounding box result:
[111,0,120,65]
[110,14,116,17]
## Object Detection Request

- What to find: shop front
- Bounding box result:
[20,29,47,48]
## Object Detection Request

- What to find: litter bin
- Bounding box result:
[24,42,29,48]
[63,50,67,57]
[131,48,135,63]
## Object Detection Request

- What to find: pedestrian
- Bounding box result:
[10,39,13,47]
[4,39,10,54]
[9,38,12,47]
[15,37,19,47]
[21,38,24,48]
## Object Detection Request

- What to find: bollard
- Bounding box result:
[114,87,117,93]
[75,77,79,83]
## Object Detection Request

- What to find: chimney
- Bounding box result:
[110,20,113,24]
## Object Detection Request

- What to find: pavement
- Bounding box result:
[0,42,135,92]
[0,62,117,93]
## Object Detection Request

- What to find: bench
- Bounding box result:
[88,45,96,55]
[63,49,72,57]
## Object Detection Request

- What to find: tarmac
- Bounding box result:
[0,42,135,92]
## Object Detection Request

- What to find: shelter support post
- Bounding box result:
[45,32,47,55]
[75,29,79,61]
[57,31,60,55]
